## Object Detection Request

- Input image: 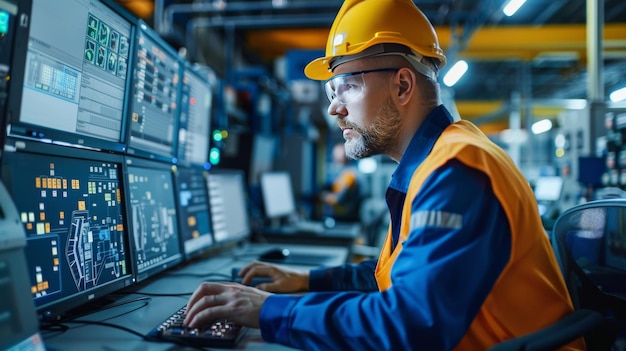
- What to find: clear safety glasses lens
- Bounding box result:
[324,68,398,105]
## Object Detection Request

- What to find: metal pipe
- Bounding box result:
[154,0,165,33]
[165,1,341,35]
[587,0,605,156]
[587,0,604,101]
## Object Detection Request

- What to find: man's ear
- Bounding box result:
[396,68,416,105]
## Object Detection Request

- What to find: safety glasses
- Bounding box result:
[324,68,399,105]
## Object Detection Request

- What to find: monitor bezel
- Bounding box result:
[123,156,183,282]
[4,0,136,153]
[124,20,183,163]
[0,137,134,322]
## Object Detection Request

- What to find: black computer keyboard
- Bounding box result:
[147,304,247,348]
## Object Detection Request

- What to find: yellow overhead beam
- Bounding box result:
[246,23,626,61]
[458,23,626,61]
[456,100,566,120]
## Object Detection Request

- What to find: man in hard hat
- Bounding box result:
[320,142,366,222]
[184,1,583,350]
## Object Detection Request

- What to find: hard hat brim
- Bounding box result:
[304,57,333,81]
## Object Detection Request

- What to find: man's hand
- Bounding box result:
[184,282,271,329]
[238,261,310,293]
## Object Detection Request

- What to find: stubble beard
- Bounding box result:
[344,96,402,160]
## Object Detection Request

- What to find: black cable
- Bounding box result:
[128,291,193,297]
[40,306,212,350]
[99,296,152,311]
[163,271,231,279]
[40,296,154,336]
[59,319,210,350]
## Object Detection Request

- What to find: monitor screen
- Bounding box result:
[126,20,181,162]
[249,134,276,184]
[124,157,182,281]
[578,156,606,188]
[176,64,213,167]
[259,171,296,220]
[6,0,133,152]
[207,169,250,244]
[0,141,133,320]
[534,176,564,202]
[173,165,214,260]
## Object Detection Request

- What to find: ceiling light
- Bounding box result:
[500,129,528,144]
[531,119,552,134]
[358,158,378,174]
[503,0,527,16]
[272,0,289,8]
[610,87,626,102]
[443,60,468,87]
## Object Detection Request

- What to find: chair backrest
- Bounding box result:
[551,199,626,349]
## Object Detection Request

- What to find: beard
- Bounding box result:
[344,95,402,160]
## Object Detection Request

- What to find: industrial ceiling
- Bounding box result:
[114,0,626,134]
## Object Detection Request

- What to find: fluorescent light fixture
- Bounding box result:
[443,60,468,87]
[610,87,626,102]
[358,158,378,174]
[554,134,566,148]
[500,129,528,144]
[531,119,552,134]
[503,0,527,16]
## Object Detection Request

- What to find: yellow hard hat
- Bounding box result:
[304,0,446,81]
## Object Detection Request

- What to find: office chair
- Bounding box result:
[490,199,626,351]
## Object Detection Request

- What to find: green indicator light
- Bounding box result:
[0,12,9,35]
[209,147,221,165]
[212,130,223,142]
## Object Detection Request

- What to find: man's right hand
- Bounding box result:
[237,261,310,293]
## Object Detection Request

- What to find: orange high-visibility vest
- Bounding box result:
[375,121,584,351]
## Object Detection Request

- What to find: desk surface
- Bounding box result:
[42,243,348,351]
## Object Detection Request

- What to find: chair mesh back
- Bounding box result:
[551,199,626,349]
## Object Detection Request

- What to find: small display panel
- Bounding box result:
[534,176,564,202]
[259,171,297,220]
[125,158,182,281]
[173,166,214,260]
[0,143,132,320]
[126,21,181,161]
[207,169,250,244]
[177,65,213,166]
[7,0,133,151]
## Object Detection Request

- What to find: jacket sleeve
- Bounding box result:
[259,160,512,350]
[308,259,378,292]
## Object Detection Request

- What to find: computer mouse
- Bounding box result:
[323,216,336,229]
[259,248,290,262]
[231,267,274,286]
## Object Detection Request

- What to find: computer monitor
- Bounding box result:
[124,157,182,282]
[249,134,277,185]
[206,169,251,244]
[126,20,182,162]
[578,156,606,188]
[0,139,133,321]
[534,176,564,202]
[5,0,134,152]
[259,171,297,223]
[172,165,214,260]
[0,0,30,159]
[176,64,213,167]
